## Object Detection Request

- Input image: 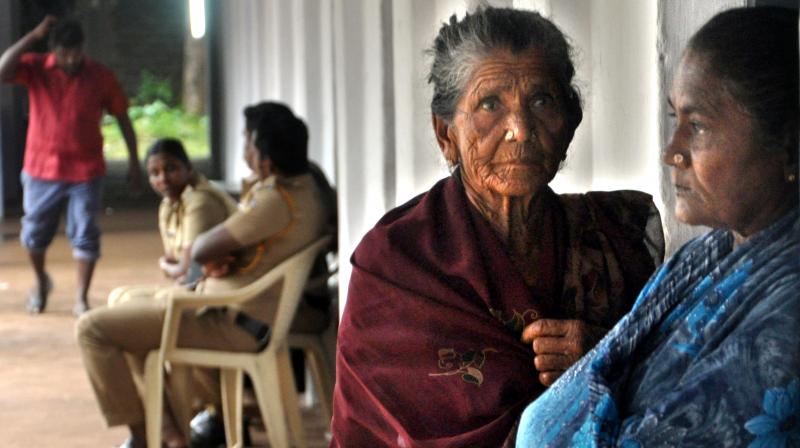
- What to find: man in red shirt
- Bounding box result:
[0,16,142,316]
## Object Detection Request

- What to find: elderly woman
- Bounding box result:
[331,8,664,446]
[516,7,799,447]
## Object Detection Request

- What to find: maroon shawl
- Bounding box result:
[331,176,662,447]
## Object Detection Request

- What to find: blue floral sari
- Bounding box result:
[517,208,800,447]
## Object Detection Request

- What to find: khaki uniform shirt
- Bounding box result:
[158,174,237,259]
[201,173,328,323]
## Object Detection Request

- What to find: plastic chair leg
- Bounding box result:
[305,342,334,425]
[165,364,194,439]
[252,352,291,448]
[144,351,164,448]
[278,346,307,448]
[221,367,244,447]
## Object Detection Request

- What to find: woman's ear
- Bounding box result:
[260,156,275,178]
[432,114,459,166]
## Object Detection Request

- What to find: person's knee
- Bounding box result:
[75,309,102,347]
[66,182,102,259]
[20,221,58,252]
[107,287,128,307]
[67,219,100,261]
[20,177,66,250]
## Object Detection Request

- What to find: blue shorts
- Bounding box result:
[20,172,104,261]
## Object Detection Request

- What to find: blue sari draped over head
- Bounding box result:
[517,207,800,447]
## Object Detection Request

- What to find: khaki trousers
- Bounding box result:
[75,302,259,427]
[106,284,222,409]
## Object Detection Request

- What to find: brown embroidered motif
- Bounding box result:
[489,307,540,335]
[429,348,498,386]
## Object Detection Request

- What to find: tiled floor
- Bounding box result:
[0,207,329,447]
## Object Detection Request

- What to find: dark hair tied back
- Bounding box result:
[253,102,310,176]
[688,7,798,160]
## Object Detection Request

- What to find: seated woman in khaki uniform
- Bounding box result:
[76,103,333,448]
[107,138,237,306]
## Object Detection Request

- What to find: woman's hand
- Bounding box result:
[159,256,176,270]
[159,255,183,280]
[521,319,607,387]
[201,256,235,278]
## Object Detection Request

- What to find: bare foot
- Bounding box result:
[25,274,52,314]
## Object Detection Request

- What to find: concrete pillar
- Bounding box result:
[0,0,24,218]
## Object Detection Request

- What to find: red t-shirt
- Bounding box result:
[9,53,129,182]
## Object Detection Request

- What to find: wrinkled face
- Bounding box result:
[53,45,84,76]
[146,153,192,201]
[441,49,569,198]
[663,51,789,234]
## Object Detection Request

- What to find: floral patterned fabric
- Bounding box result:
[516,208,800,447]
[330,175,663,447]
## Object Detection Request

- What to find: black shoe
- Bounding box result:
[115,437,163,448]
[189,408,226,448]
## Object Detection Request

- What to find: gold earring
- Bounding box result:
[788,173,797,183]
[673,153,684,165]
[505,130,514,141]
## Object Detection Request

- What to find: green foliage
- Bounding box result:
[103,70,209,161]
[102,103,209,161]
[134,70,174,106]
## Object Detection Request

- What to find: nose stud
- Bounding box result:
[673,153,684,165]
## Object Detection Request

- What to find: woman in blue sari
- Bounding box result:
[516,7,799,447]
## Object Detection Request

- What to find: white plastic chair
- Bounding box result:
[288,327,336,429]
[144,236,332,448]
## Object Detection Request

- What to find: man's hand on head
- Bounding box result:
[33,15,57,41]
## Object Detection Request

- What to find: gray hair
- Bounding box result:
[427,7,583,141]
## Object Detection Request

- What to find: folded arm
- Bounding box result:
[191,224,241,278]
[159,246,192,281]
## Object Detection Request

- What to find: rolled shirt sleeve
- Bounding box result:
[224,186,292,247]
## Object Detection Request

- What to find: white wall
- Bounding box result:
[331,0,392,303]
[218,0,335,189]
[588,1,660,196]
[543,0,594,194]
[332,0,475,310]
[531,1,660,203]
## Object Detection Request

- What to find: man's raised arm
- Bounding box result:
[0,15,55,82]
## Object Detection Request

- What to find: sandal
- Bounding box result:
[25,274,52,314]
